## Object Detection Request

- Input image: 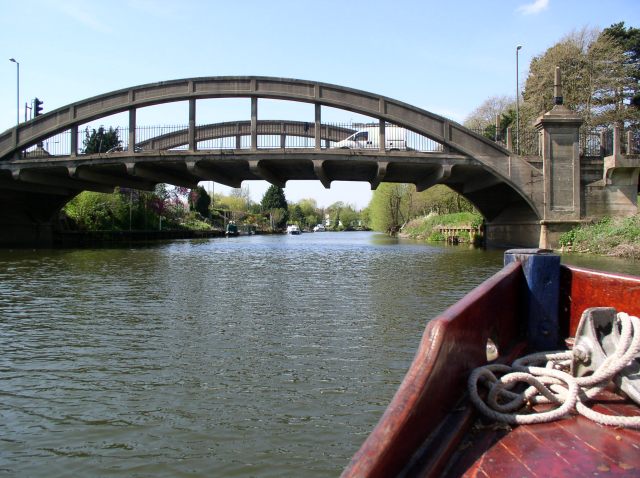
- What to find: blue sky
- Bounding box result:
[2,0,639,208]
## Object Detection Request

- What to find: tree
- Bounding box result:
[83,126,121,154]
[602,22,640,111]
[229,186,253,209]
[368,183,413,234]
[367,184,476,234]
[521,27,637,128]
[64,191,128,230]
[339,205,359,230]
[464,95,516,139]
[289,204,305,226]
[189,186,211,218]
[261,185,288,229]
[325,201,359,230]
[297,198,322,228]
[261,185,288,210]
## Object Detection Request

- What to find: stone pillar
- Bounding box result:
[534,67,583,248]
[251,97,258,151]
[506,127,513,151]
[128,108,136,153]
[314,104,321,151]
[379,120,386,151]
[188,98,197,152]
[70,126,77,157]
[613,124,621,157]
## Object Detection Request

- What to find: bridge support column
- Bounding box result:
[70,126,78,157]
[315,104,321,151]
[128,108,136,153]
[0,189,76,246]
[188,98,197,151]
[534,67,583,248]
[251,97,258,151]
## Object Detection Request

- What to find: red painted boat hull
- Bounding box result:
[341,261,640,478]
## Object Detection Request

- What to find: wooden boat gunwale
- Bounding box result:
[341,252,640,478]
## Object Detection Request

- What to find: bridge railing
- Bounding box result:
[22,121,637,160]
[21,122,448,157]
[578,127,639,157]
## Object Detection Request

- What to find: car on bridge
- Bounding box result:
[332,125,407,150]
[106,145,144,154]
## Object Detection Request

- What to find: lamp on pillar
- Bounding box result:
[516,45,522,155]
[9,58,19,127]
[553,66,563,105]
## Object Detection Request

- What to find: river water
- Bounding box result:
[0,232,636,477]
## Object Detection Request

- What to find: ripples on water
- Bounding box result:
[0,233,507,477]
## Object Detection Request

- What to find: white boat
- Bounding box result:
[313,224,326,232]
[286,225,301,235]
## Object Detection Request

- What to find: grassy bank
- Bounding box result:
[559,214,640,259]
[401,212,483,242]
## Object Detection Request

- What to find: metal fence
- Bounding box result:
[19,122,640,159]
[21,122,447,156]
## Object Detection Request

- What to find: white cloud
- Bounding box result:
[517,0,549,15]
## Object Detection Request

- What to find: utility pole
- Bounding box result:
[9,58,19,127]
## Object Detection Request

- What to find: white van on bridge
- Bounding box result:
[332,125,407,150]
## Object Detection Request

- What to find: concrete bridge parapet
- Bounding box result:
[589,124,640,219]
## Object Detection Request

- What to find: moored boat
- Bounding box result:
[225,222,238,237]
[286,224,301,235]
[341,249,640,477]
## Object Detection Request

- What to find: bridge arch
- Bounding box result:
[0,77,544,246]
[1,76,511,160]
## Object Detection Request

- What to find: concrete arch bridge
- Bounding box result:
[0,76,637,247]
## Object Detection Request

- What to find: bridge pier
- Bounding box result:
[0,189,74,247]
[534,68,583,249]
[485,221,541,248]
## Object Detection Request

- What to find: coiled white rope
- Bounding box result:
[468,312,640,428]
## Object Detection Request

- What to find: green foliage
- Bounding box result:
[482,108,516,140]
[402,212,483,240]
[427,231,446,242]
[295,198,323,228]
[325,201,359,230]
[181,212,212,231]
[368,183,412,232]
[83,126,121,154]
[289,204,305,225]
[261,185,288,229]
[521,27,638,128]
[261,185,288,211]
[368,183,477,233]
[64,191,128,230]
[603,22,640,109]
[559,214,640,258]
[63,186,190,232]
[268,207,288,231]
[189,186,211,218]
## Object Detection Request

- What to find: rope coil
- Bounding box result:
[468,311,640,428]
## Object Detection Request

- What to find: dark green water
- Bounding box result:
[0,233,635,477]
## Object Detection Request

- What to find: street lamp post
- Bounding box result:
[9,58,19,127]
[516,45,522,155]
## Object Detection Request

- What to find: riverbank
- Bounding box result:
[399,212,483,243]
[53,229,226,246]
[558,214,640,259]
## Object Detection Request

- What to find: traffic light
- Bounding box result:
[34,98,43,117]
